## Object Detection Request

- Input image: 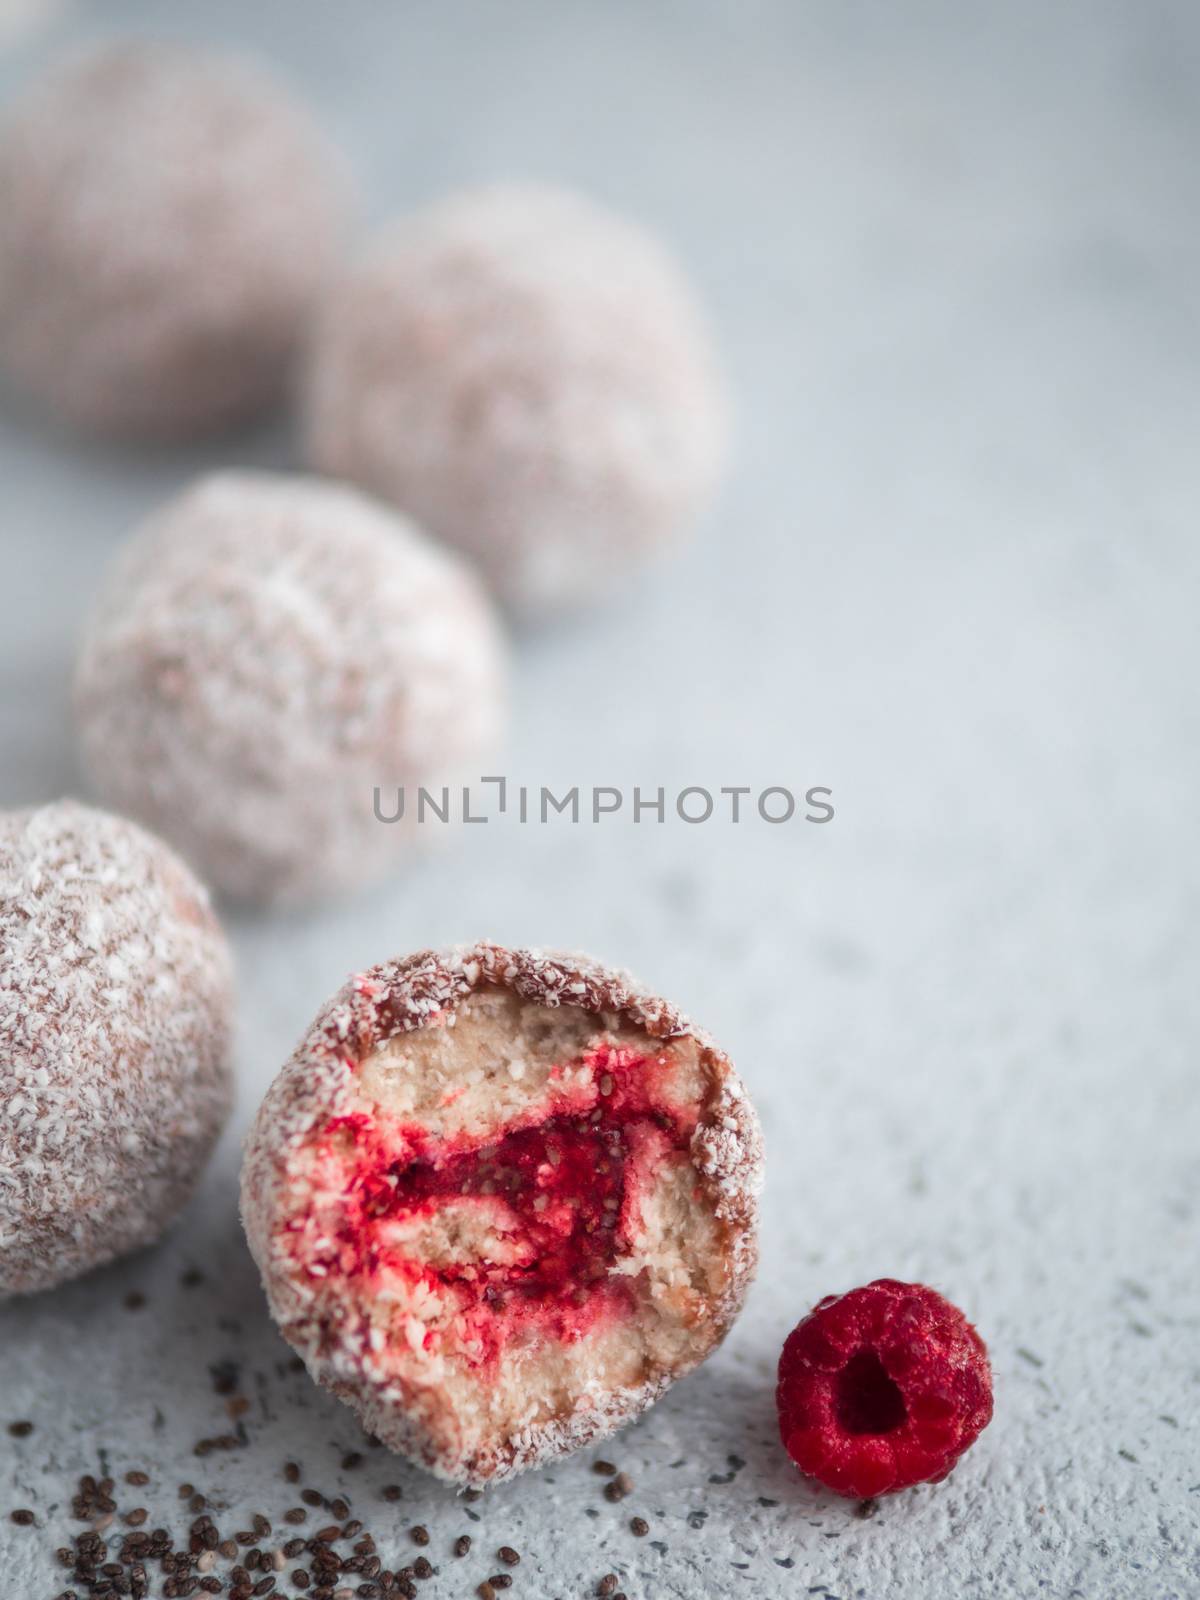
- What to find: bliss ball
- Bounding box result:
[304,183,729,615]
[0,41,351,438]
[0,800,234,1297]
[74,471,507,905]
[241,943,762,1484]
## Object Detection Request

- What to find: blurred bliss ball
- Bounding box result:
[0,800,234,1297]
[305,183,729,615]
[74,472,507,905]
[0,42,352,438]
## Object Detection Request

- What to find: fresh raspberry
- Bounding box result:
[776,1279,993,1498]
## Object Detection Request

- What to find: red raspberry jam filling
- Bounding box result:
[305,1046,696,1364]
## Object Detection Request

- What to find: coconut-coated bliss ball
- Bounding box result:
[0,41,350,438]
[74,471,506,906]
[0,800,234,1298]
[305,183,729,615]
[241,943,763,1484]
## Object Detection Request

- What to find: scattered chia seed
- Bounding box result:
[124,1290,146,1310]
[856,1498,880,1520]
[410,1525,430,1546]
[284,1462,302,1483]
[592,1460,618,1476]
[454,1535,472,1557]
[603,1472,634,1503]
[8,1419,33,1437]
[497,1545,520,1565]
[301,1489,325,1507]
[477,1584,496,1600]
[412,1555,433,1578]
[381,1486,403,1503]
[630,1517,649,1537]
[461,1488,483,1503]
[597,1577,619,1597]
[488,1576,512,1591]
[341,1453,364,1470]
[10,1508,35,1525]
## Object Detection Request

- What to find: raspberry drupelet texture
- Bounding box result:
[305,182,729,615]
[74,470,506,905]
[0,800,234,1297]
[776,1279,993,1498]
[241,943,763,1484]
[0,41,351,439]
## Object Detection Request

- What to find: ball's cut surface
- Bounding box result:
[0,41,351,438]
[241,943,763,1484]
[0,800,234,1297]
[74,471,507,905]
[305,183,729,614]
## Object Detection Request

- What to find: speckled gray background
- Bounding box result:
[2,2,1198,1597]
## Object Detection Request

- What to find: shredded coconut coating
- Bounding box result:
[0,800,234,1297]
[241,943,763,1484]
[0,40,352,438]
[74,471,507,906]
[305,182,729,615]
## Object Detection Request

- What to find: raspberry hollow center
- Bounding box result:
[834,1350,908,1436]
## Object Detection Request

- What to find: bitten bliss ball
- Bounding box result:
[0,42,350,438]
[74,471,506,905]
[241,944,763,1484]
[776,1279,994,1498]
[305,183,729,614]
[0,800,234,1297]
